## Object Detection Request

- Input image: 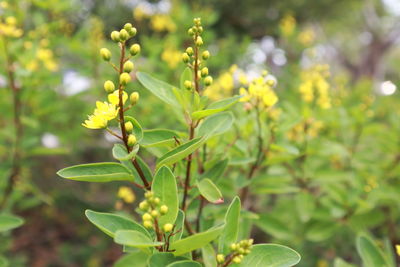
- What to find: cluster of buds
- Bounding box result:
[139,191,173,232]
[0,16,23,38]
[182,18,213,91]
[216,239,253,265]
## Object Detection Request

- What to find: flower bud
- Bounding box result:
[197,26,203,33]
[204,76,213,86]
[160,205,168,215]
[119,29,129,41]
[120,73,131,85]
[153,197,160,205]
[182,53,190,63]
[111,31,120,42]
[193,18,201,26]
[248,239,254,245]
[130,92,139,105]
[100,48,111,61]
[144,191,154,198]
[186,47,194,56]
[195,36,203,46]
[243,249,251,255]
[139,201,148,211]
[238,248,245,254]
[266,79,275,86]
[230,243,237,251]
[201,67,208,77]
[125,121,134,133]
[151,210,159,218]
[188,28,194,36]
[123,61,134,73]
[130,44,141,56]
[142,213,152,221]
[184,80,192,89]
[232,256,242,264]
[104,80,115,93]
[216,254,225,264]
[143,220,153,229]
[128,27,137,37]
[128,134,137,146]
[124,23,133,31]
[163,223,173,232]
[202,50,210,60]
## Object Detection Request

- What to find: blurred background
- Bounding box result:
[1,0,399,266]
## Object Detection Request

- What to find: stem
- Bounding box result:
[116,42,151,190]
[181,124,195,211]
[193,33,200,93]
[0,37,22,209]
[195,197,206,232]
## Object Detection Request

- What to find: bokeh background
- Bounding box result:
[1,0,400,266]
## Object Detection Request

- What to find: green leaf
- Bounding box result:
[334,258,357,267]
[0,214,24,232]
[305,221,338,242]
[125,116,143,142]
[57,163,134,182]
[202,244,217,267]
[198,112,234,139]
[191,95,241,120]
[112,144,139,161]
[148,253,187,267]
[85,210,150,238]
[238,244,301,267]
[356,234,391,267]
[219,197,240,254]
[0,255,8,267]
[171,210,185,243]
[295,191,315,222]
[157,137,206,168]
[169,224,225,256]
[255,215,292,240]
[152,166,179,225]
[141,129,179,148]
[114,251,149,267]
[114,230,164,248]
[137,72,180,108]
[180,67,192,90]
[197,178,223,204]
[200,158,229,182]
[166,261,202,267]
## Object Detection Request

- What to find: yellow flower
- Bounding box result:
[396,245,400,256]
[280,14,296,37]
[94,101,118,120]
[117,186,135,203]
[204,66,236,100]
[150,15,176,32]
[161,46,181,69]
[298,28,315,46]
[82,114,108,129]
[108,90,128,106]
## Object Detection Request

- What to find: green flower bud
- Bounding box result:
[238,248,245,254]
[130,44,141,56]
[216,254,225,264]
[184,80,192,89]
[204,76,213,86]
[193,18,201,26]
[130,92,139,105]
[188,28,194,36]
[230,243,237,251]
[119,29,129,41]
[160,205,168,215]
[201,67,208,77]
[163,223,173,232]
[248,239,254,245]
[125,121,134,133]
[202,50,210,60]
[120,72,131,85]
[142,213,152,221]
[144,191,154,198]
[266,79,275,86]
[128,27,137,37]
[123,61,134,73]
[186,47,194,56]
[127,134,137,146]
[124,23,133,31]
[243,249,251,255]
[197,26,203,33]
[143,220,153,229]
[151,210,159,218]
[100,48,111,61]
[153,197,160,205]
[232,256,242,264]
[182,53,190,63]
[104,80,115,93]
[111,31,120,42]
[139,201,149,211]
[195,36,203,46]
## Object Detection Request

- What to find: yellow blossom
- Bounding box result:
[204,66,236,100]
[108,90,128,106]
[396,245,400,256]
[280,14,296,37]
[94,101,119,120]
[82,114,108,129]
[162,46,181,69]
[239,73,278,110]
[117,186,135,203]
[298,28,315,46]
[150,15,176,32]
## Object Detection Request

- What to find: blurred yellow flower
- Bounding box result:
[0,16,23,38]
[280,14,296,37]
[108,90,128,106]
[396,245,400,256]
[298,28,315,46]
[117,186,135,203]
[299,64,331,109]
[204,66,236,100]
[162,46,181,69]
[150,15,176,32]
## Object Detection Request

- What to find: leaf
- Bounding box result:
[305,221,338,242]
[295,191,315,222]
[219,197,240,254]
[200,158,229,182]
[148,253,187,267]
[191,95,241,120]
[356,234,391,267]
[114,251,149,267]
[180,67,192,90]
[334,258,357,267]
[238,244,301,267]
[57,162,134,182]
[171,210,185,243]
[112,144,139,161]
[152,166,179,225]
[0,214,24,232]
[198,112,234,139]
[197,178,223,204]
[0,256,8,267]
[255,215,292,240]
[114,230,164,248]
[137,72,180,108]
[85,210,150,238]
[141,129,179,148]
[125,116,143,142]
[169,224,225,256]
[202,244,217,267]
[157,137,206,168]
[166,260,202,267]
